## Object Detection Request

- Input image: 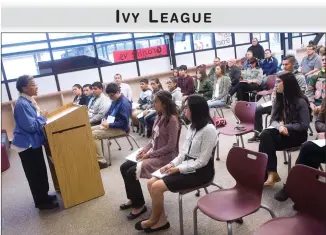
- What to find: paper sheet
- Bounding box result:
[308,139,326,147]
[137,111,144,119]
[151,169,167,179]
[266,125,276,129]
[125,148,143,163]
[261,101,272,108]
[107,115,115,124]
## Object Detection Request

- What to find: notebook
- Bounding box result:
[126,148,143,163]
[151,169,167,179]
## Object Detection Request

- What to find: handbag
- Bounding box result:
[212,116,227,127]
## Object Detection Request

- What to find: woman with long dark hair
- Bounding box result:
[195,64,213,100]
[274,96,326,202]
[120,90,180,220]
[134,95,218,233]
[259,71,311,186]
[72,84,89,106]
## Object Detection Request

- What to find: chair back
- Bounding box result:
[234,101,257,124]
[227,147,267,195]
[266,75,277,90]
[287,165,326,221]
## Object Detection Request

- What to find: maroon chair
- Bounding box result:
[254,165,326,235]
[255,75,277,102]
[216,101,258,160]
[193,147,275,235]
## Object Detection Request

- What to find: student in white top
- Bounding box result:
[134,94,218,233]
[114,73,132,101]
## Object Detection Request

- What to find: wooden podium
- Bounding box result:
[44,103,105,209]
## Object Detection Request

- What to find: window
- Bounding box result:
[48,33,92,39]
[95,33,132,42]
[51,45,97,72]
[252,33,267,41]
[192,33,213,51]
[2,43,49,54]
[149,37,165,47]
[133,33,163,38]
[215,33,233,47]
[50,38,93,48]
[234,33,250,44]
[2,51,52,80]
[135,39,149,49]
[174,33,192,53]
[1,33,47,45]
[97,41,134,63]
[292,33,300,37]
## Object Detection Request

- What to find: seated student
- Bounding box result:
[82,84,93,104]
[134,95,218,233]
[274,97,326,202]
[277,51,299,72]
[298,44,322,78]
[208,57,221,82]
[92,83,131,169]
[88,82,110,126]
[306,53,326,115]
[131,79,153,129]
[248,55,307,143]
[114,73,132,102]
[166,77,182,110]
[207,64,231,108]
[229,57,263,101]
[172,68,179,79]
[261,49,278,76]
[120,91,180,220]
[138,78,164,137]
[228,59,241,89]
[72,84,89,106]
[259,71,311,186]
[177,65,195,98]
[195,64,213,100]
[242,50,254,70]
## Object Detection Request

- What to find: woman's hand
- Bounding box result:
[279,125,289,136]
[160,163,174,174]
[137,152,149,161]
[165,167,180,176]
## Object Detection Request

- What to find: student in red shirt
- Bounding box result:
[177,65,195,97]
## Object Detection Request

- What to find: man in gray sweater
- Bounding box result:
[88,82,110,126]
[248,55,307,143]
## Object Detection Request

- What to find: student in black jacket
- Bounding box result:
[227,59,241,89]
[247,38,265,60]
[72,84,89,106]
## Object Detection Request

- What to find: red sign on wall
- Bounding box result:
[113,44,168,62]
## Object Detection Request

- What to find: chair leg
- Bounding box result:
[107,141,112,166]
[179,194,184,235]
[101,140,104,154]
[211,182,223,189]
[216,139,220,161]
[204,187,209,194]
[113,138,122,150]
[227,222,233,235]
[283,151,288,164]
[126,136,134,150]
[193,206,199,235]
[288,152,292,174]
[264,114,269,129]
[240,135,245,148]
[260,204,276,218]
[215,108,222,118]
[219,108,224,118]
[128,135,140,148]
[195,190,200,197]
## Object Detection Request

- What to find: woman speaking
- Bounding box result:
[11,75,59,210]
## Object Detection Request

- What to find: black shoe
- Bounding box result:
[144,222,170,233]
[120,203,133,210]
[127,206,147,220]
[135,218,149,230]
[47,193,57,202]
[36,201,59,210]
[99,162,109,169]
[248,134,260,143]
[274,185,289,202]
[146,130,152,138]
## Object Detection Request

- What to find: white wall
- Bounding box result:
[292,37,302,50]
[175,53,195,68]
[260,42,269,51]
[216,47,235,60]
[2,84,9,102]
[101,62,138,83]
[8,75,58,100]
[58,69,100,91]
[139,57,171,76]
[195,50,215,65]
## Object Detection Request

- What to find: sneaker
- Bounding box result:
[274,185,289,202]
[248,135,260,143]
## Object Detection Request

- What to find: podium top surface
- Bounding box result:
[46,106,80,124]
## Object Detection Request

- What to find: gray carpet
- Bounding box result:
[1,106,316,235]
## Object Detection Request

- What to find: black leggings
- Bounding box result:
[229,82,259,101]
[296,141,326,169]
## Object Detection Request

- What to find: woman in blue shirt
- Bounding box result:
[11,75,59,210]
